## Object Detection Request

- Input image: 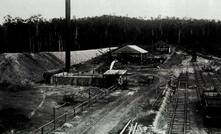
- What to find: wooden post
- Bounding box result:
[94,96,97,103]
[88,88,91,106]
[81,104,84,112]
[53,107,56,130]
[120,119,132,134]
[74,108,76,117]
[132,122,138,134]
[64,113,67,123]
[156,87,158,98]
[41,127,44,134]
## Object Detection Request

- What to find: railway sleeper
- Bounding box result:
[172,122,190,125]
[168,116,188,120]
[173,116,185,119]
[169,111,186,114]
[171,131,189,134]
[171,129,186,132]
[173,118,185,122]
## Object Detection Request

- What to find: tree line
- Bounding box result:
[0,15,221,55]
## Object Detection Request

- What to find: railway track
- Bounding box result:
[192,63,209,101]
[152,88,165,110]
[167,73,189,134]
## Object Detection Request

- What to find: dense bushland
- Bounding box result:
[1,15,221,55]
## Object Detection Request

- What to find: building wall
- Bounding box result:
[51,76,104,87]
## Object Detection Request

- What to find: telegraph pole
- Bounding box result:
[65,0,71,72]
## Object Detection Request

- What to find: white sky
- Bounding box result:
[1,0,221,23]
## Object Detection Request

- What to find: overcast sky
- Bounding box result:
[1,0,221,23]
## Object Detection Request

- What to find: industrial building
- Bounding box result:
[112,45,148,64]
[103,69,127,88]
[50,69,128,88]
[155,41,171,54]
[51,72,103,86]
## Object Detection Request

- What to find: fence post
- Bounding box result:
[74,108,76,117]
[53,107,56,130]
[106,89,108,96]
[82,104,83,112]
[65,113,67,123]
[89,88,91,106]
[41,127,44,134]
[94,96,97,103]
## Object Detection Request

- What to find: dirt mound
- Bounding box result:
[0,48,115,85]
[0,53,64,84]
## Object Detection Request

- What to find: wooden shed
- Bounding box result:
[112,45,148,64]
[155,41,171,54]
[51,72,103,86]
[103,69,127,88]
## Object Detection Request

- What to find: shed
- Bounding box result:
[113,45,148,54]
[155,41,171,54]
[51,72,103,86]
[103,69,127,88]
[112,45,148,64]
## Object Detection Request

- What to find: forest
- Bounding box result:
[1,15,221,55]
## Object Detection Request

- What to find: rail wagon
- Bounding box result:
[202,90,221,120]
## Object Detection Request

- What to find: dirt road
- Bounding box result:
[58,67,165,134]
[69,92,142,134]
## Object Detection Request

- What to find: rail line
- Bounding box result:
[152,87,166,110]
[192,63,208,101]
[167,72,189,134]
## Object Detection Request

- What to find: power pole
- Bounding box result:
[65,0,71,72]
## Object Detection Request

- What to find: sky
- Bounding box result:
[1,0,221,23]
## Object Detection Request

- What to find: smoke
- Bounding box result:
[110,60,118,70]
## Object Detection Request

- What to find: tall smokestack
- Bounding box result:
[65,0,71,72]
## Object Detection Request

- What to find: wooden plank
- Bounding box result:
[120,119,132,134]
[132,122,138,134]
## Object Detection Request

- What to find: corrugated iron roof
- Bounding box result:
[113,45,148,54]
[127,45,148,53]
